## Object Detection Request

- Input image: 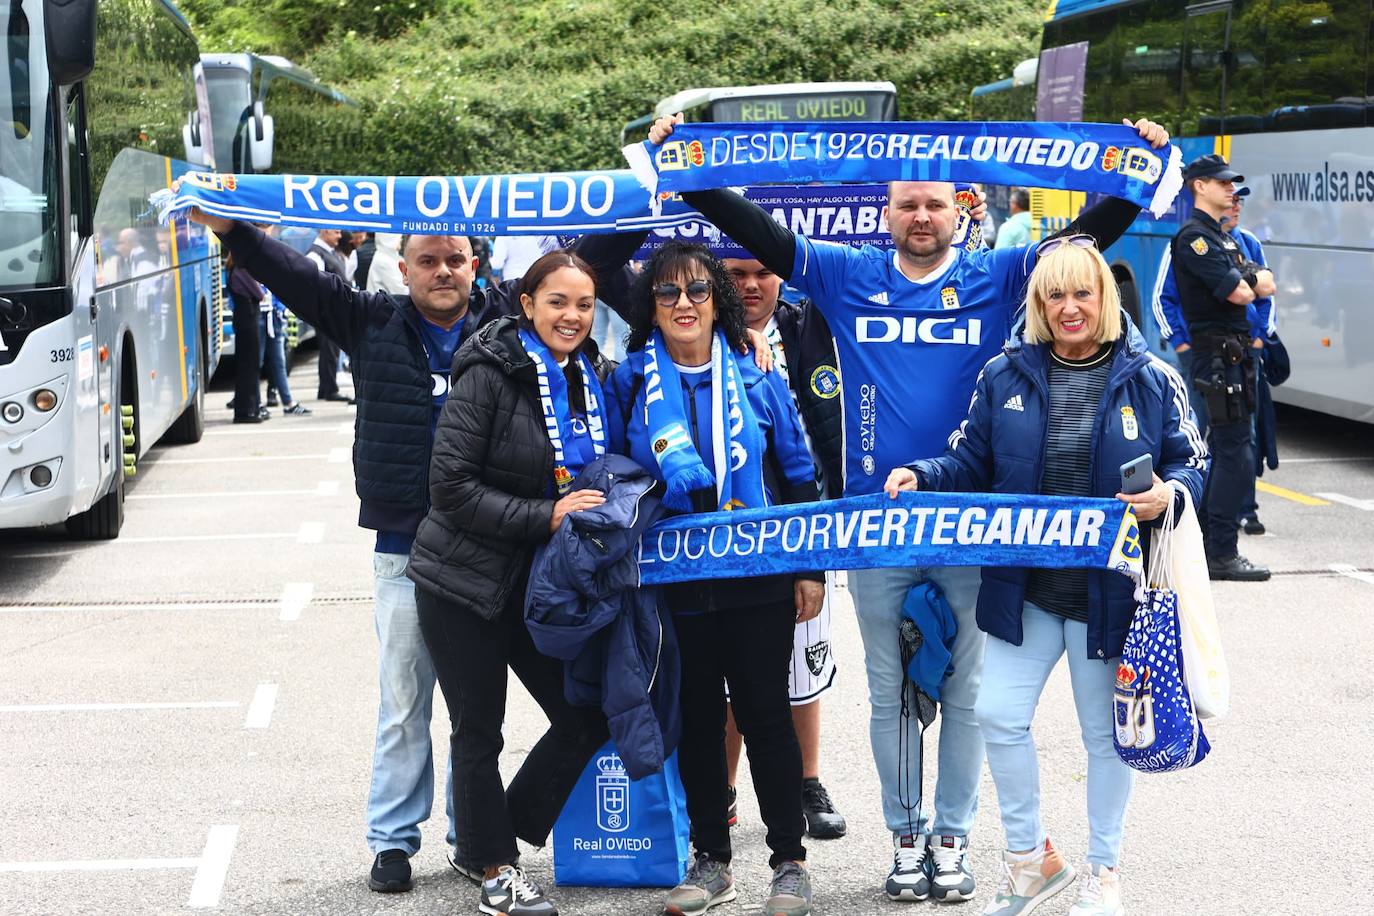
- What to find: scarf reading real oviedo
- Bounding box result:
[623,121,1183,218]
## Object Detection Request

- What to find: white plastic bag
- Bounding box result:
[1148,484,1229,719]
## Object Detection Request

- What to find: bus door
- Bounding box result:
[1182,0,1232,137]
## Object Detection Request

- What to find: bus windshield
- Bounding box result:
[0,0,59,290]
[203,66,251,172]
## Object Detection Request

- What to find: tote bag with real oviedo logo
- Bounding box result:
[551,742,691,887]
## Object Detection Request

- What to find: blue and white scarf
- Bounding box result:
[519,328,606,496]
[623,121,1183,217]
[641,329,766,512]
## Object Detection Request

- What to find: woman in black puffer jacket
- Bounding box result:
[408,251,611,916]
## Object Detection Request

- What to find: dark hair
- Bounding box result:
[624,242,749,353]
[516,249,599,344]
[1011,188,1031,211]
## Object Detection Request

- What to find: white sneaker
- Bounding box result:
[885,834,931,901]
[979,838,1075,916]
[1068,863,1125,916]
[929,834,976,902]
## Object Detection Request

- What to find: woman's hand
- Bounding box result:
[648,113,684,145]
[884,467,919,498]
[550,488,605,532]
[745,327,775,372]
[1124,117,1170,149]
[1117,472,1172,522]
[795,579,825,623]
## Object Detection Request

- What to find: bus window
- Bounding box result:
[1223,3,1269,135]
[1,0,56,291]
[204,65,251,171]
[1263,0,1369,130]
[1182,3,1229,137]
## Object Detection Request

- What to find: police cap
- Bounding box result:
[1182,153,1244,183]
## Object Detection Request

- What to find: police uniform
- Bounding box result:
[1170,154,1268,579]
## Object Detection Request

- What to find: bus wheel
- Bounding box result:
[165,327,206,444]
[67,382,135,540]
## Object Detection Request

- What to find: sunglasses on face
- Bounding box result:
[653,279,712,308]
[1035,233,1098,257]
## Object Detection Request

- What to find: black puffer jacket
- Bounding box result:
[774,298,844,499]
[408,316,573,619]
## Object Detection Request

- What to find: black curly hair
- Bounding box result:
[624,242,751,354]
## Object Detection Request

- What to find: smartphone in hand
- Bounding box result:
[1120,454,1153,495]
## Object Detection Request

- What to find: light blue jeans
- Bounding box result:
[975,602,1135,867]
[848,566,985,838]
[366,552,456,856]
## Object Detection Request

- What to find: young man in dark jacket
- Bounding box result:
[181,204,642,894]
[721,257,848,842]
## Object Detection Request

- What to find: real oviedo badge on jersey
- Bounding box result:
[1121,406,1139,441]
[940,286,960,310]
[810,365,841,400]
[1190,237,1209,256]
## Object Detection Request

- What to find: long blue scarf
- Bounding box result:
[641,329,766,512]
[151,169,707,235]
[519,328,606,495]
[638,492,1145,584]
[623,121,1183,217]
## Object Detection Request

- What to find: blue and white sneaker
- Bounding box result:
[479,865,557,916]
[886,833,931,901]
[930,834,976,902]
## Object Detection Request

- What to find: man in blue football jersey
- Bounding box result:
[649,114,1170,905]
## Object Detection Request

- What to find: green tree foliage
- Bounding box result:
[182,0,1045,175]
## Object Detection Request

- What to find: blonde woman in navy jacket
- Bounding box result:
[884,237,1207,916]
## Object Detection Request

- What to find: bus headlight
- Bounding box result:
[1,402,22,423]
[33,389,57,412]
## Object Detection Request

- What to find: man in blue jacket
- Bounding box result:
[182,203,642,895]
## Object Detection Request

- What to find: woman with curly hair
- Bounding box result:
[603,242,824,916]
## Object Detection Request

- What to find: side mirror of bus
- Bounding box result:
[43,0,97,86]
[248,100,274,171]
[183,110,209,167]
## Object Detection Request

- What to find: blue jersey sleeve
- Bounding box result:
[1151,246,1189,347]
[788,235,858,321]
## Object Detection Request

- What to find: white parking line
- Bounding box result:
[188,825,238,908]
[243,684,278,729]
[296,522,325,544]
[1331,564,1374,586]
[1315,492,1374,511]
[328,447,350,464]
[0,701,239,713]
[205,426,343,436]
[317,479,341,496]
[0,823,238,909]
[337,421,353,435]
[7,533,298,558]
[0,600,279,614]
[278,582,314,622]
[152,454,333,465]
[130,487,329,500]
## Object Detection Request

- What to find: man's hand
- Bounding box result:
[884,467,919,498]
[795,578,824,623]
[1174,343,1191,353]
[170,180,234,234]
[1252,337,1265,350]
[744,327,774,372]
[648,113,684,146]
[1123,117,1170,149]
[1117,473,1172,522]
[1253,268,1276,298]
[969,185,988,223]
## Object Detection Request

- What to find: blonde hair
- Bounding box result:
[1023,242,1122,346]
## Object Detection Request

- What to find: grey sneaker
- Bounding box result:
[479,865,556,916]
[663,853,737,915]
[929,834,976,902]
[886,833,931,901]
[765,861,812,916]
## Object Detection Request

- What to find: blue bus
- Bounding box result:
[0,0,221,538]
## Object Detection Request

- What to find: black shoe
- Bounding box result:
[257,406,271,420]
[1207,553,1271,581]
[447,847,482,885]
[1241,515,1266,535]
[368,849,412,893]
[801,776,847,839]
[320,393,351,403]
[232,413,265,424]
[225,398,236,410]
[266,393,280,407]
[726,784,738,827]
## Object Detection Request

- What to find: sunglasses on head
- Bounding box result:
[653,279,712,307]
[1035,233,1098,257]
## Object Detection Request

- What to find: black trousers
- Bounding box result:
[316,332,341,398]
[230,295,260,418]
[416,587,608,869]
[675,599,805,869]
[1188,350,1256,558]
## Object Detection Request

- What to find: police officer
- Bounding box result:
[1171,154,1276,581]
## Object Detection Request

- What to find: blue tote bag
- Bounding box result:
[551,741,691,887]
[1114,585,1212,773]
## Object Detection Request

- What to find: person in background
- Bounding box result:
[355,232,377,289]
[491,234,554,282]
[367,233,406,295]
[469,236,497,289]
[995,189,1033,250]
[226,249,266,424]
[720,255,847,842]
[885,236,1207,916]
[306,228,353,404]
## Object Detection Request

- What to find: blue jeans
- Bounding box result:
[366,552,456,856]
[848,566,985,837]
[257,311,294,405]
[975,602,1135,867]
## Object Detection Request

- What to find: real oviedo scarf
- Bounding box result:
[641,329,767,512]
[518,328,606,496]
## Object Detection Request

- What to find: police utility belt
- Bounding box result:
[1191,331,1255,425]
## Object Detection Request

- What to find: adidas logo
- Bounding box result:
[1003,394,1025,412]
[867,291,890,305]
